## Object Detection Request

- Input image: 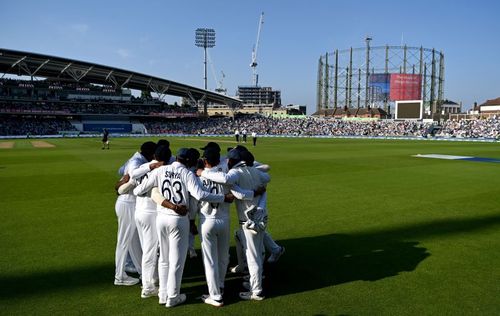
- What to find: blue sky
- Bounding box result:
[1,0,499,113]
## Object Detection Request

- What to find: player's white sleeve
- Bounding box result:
[118,163,126,176]
[257,169,271,185]
[117,178,136,194]
[230,184,254,200]
[127,159,143,174]
[150,187,164,205]
[200,168,239,185]
[130,162,152,180]
[255,163,271,172]
[257,191,267,210]
[186,172,224,203]
[133,168,159,196]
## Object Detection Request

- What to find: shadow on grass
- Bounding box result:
[181,213,500,304]
[0,263,112,300]
[262,214,500,298]
[1,213,499,302]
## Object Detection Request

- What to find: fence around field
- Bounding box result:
[1,133,498,143]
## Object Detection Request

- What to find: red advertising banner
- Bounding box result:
[389,74,422,101]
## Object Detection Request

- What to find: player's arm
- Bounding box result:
[200,168,239,185]
[118,164,126,176]
[150,187,188,215]
[186,172,227,203]
[257,168,271,185]
[115,174,130,193]
[230,184,266,200]
[254,161,271,172]
[256,191,267,210]
[117,175,137,195]
[130,162,152,180]
[133,168,158,196]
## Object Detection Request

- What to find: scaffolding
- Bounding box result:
[317,44,445,119]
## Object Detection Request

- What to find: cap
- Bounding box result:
[200,141,221,153]
[155,145,171,162]
[234,145,248,153]
[186,148,200,162]
[241,150,255,166]
[140,141,157,157]
[157,139,170,148]
[227,148,242,161]
[176,148,190,159]
[203,147,220,162]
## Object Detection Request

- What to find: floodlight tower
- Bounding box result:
[195,28,216,115]
[365,36,372,108]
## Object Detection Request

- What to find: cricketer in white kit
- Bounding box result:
[133,148,230,308]
[113,141,157,286]
[196,148,263,306]
[128,145,172,297]
[200,149,270,300]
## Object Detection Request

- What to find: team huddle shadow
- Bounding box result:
[181,233,429,305]
[182,213,500,305]
[2,213,499,305]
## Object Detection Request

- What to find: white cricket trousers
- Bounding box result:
[264,232,281,253]
[114,200,142,280]
[235,229,278,268]
[135,211,158,291]
[156,213,189,301]
[200,217,230,301]
[242,226,265,295]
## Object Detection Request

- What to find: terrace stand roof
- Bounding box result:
[0,48,241,107]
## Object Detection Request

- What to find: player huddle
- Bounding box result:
[113,140,285,308]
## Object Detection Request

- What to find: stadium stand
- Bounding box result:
[1,78,500,139]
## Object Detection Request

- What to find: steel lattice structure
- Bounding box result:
[317,43,444,117]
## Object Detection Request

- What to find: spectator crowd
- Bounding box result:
[0,116,77,136]
[1,113,500,139]
[0,102,197,116]
[144,115,500,139]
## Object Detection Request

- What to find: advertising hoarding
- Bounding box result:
[369,74,390,101]
[390,74,422,101]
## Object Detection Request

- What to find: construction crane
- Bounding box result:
[250,12,264,87]
[215,71,227,94]
[207,51,227,94]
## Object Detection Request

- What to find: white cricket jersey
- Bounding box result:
[118,151,148,176]
[117,152,148,203]
[201,162,270,222]
[133,161,224,216]
[131,161,157,212]
[199,163,230,220]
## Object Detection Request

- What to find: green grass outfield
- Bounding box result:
[1,137,499,315]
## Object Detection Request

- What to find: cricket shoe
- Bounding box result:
[201,294,224,307]
[239,291,265,301]
[125,265,139,274]
[230,265,248,274]
[165,294,187,308]
[141,288,159,299]
[267,246,285,263]
[188,249,198,259]
[114,275,140,286]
